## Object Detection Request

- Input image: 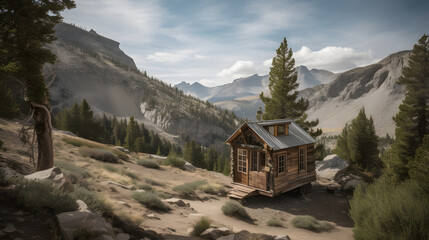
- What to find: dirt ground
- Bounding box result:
[0,118,354,240]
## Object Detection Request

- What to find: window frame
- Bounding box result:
[237,148,247,173]
[277,125,285,135]
[299,146,307,172]
[278,154,286,174]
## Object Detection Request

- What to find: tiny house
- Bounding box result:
[226,119,316,199]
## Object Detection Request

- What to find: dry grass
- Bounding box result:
[79,147,119,163]
[291,215,334,232]
[137,159,160,169]
[144,178,165,187]
[221,200,252,222]
[190,217,211,236]
[132,191,171,212]
[266,217,283,227]
[62,136,128,160]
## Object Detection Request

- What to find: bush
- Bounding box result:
[164,152,185,168]
[172,180,207,197]
[291,215,333,232]
[137,159,160,169]
[55,161,91,178]
[11,178,77,214]
[190,217,211,236]
[350,177,429,240]
[74,187,114,219]
[144,178,165,187]
[102,164,118,173]
[63,137,128,160]
[156,191,171,199]
[137,184,153,191]
[132,191,170,212]
[221,200,252,222]
[79,148,119,163]
[123,170,140,180]
[266,217,283,227]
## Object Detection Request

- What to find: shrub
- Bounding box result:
[137,184,153,191]
[144,178,165,187]
[74,187,114,219]
[79,148,119,163]
[137,159,160,169]
[55,161,91,178]
[199,184,217,195]
[132,191,170,212]
[221,200,252,222]
[11,178,77,214]
[103,164,118,173]
[350,177,429,240]
[156,191,171,199]
[291,215,333,232]
[266,217,283,227]
[190,217,211,236]
[164,152,185,168]
[123,170,140,180]
[63,136,128,160]
[173,180,207,197]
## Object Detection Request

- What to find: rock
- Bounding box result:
[16,217,25,223]
[162,198,187,207]
[13,210,24,216]
[77,200,90,212]
[316,154,349,179]
[326,187,335,194]
[275,235,291,240]
[200,227,232,239]
[135,189,145,193]
[25,167,63,181]
[57,177,74,192]
[146,213,159,220]
[3,223,16,233]
[349,174,362,180]
[56,211,115,240]
[116,233,130,240]
[183,161,196,172]
[344,179,367,191]
[107,181,132,190]
[217,235,236,240]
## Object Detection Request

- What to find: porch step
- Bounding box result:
[227,184,258,200]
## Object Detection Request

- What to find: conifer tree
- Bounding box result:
[334,124,350,161]
[79,99,95,139]
[0,79,18,118]
[124,117,140,152]
[388,34,429,180]
[259,37,321,137]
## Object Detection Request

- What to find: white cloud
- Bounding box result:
[217,60,256,79]
[294,46,376,72]
[263,58,272,67]
[147,50,193,63]
[194,54,208,60]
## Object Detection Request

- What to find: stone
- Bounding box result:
[57,178,74,192]
[56,211,115,240]
[116,233,130,240]
[146,213,159,220]
[275,235,291,240]
[25,167,63,181]
[200,227,232,240]
[16,217,25,222]
[77,200,90,212]
[162,198,187,207]
[107,181,132,190]
[183,162,196,172]
[135,189,145,193]
[217,235,236,240]
[3,223,16,233]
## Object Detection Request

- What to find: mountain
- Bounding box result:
[47,22,239,146]
[175,68,336,102]
[216,51,410,136]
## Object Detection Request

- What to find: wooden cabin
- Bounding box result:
[226,119,316,200]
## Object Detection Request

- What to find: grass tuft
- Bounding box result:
[74,186,114,219]
[221,200,252,222]
[79,147,119,163]
[123,170,140,180]
[266,217,283,227]
[144,178,165,187]
[291,215,334,232]
[132,191,170,212]
[172,180,207,197]
[163,152,185,168]
[55,161,91,178]
[63,136,128,160]
[190,216,211,236]
[137,184,153,191]
[137,159,160,169]
[103,164,118,173]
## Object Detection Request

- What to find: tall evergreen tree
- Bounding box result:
[79,99,95,139]
[259,37,321,137]
[334,123,350,161]
[0,79,18,117]
[1,0,75,170]
[124,116,140,152]
[388,34,429,180]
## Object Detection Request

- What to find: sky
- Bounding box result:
[62,0,429,87]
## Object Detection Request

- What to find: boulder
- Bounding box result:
[200,227,232,239]
[316,154,349,179]
[56,211,115,240]
[274,235,291,240]
[218,230,274,240]
[162,198,187,207]
[116,233,130,240]
[76,200,90,212]
[25,167,63,181]
[183,162,196,172]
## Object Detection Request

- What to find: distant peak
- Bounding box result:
[89,29,97,34]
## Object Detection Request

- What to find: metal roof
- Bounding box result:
[227,119,316,150]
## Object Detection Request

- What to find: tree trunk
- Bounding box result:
[33,102,53,171]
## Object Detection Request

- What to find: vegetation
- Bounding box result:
[334,108,380,170]
[0,79,18,118]
[190,217,212,236]
[221,200,252,222]
[259,37,321,138]
[164,151,186,168]
[350,35,429,239]
[123,170,140,180]
[102,164,119,173]
[144,178,165,187]
[79,147,119,163]
[137,184,153,191]
[132,191,170,212]
[173,180,207,197]
[62,136,128,160]
[137,159,160,169]
[182,141,231,175]
[291,215,334,232]
[266,217,283,227]
[54,161,91,178]
[74,186,114,219]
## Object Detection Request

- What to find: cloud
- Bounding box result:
[294,46,376,72]
[147,50,194,63]
[194,54,208,60]
[263,58,272,67]
[217,60,257,79]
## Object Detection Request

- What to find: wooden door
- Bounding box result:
[234,148,248,185]
[249,150,267,189]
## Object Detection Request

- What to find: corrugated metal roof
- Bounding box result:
[246,120,316,150]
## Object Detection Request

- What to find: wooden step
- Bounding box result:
[227,185,258,200]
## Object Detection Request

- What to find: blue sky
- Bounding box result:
[63,0,429,87]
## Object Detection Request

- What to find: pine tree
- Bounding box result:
[124,117,140,152]
[388,34,429,180]
[259,37,321,137]
[79,99,94,139]
[69,103,81,135]
[0,79,18,118]
[334,124,350,161]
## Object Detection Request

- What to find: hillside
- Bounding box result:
[47,23,239,146]
[216,51,409,136]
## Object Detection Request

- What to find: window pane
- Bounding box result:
[278,125,285,135]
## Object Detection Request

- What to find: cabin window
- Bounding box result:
[269,126,275,135]
[277,125,285,135]
[259,152,266,171]
[237,148,247,173]
[278,154,286,174]
[251,151,258,171]
[299,146,307,172]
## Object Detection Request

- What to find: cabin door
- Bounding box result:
[234,148,248,185]
[248,151,268,190]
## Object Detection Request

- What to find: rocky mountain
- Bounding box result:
[47,22,239,146]
[175,67,335,102]
[216,51,410,136]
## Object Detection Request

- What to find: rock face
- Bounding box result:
[56,211,116,240]
[316,154,349,179]
[25,167,63,181]
[200,227,231,239]
[183,162,196,172]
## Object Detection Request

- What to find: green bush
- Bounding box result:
[190,217,211,236]
[350,177,429,240]
[63,137,128,160]
[132,191,170,212]
[291,215,333,232]
[123,170,140,180]
[221,200,252,222]
[79,148,119,163]
[74,186,114,219]
[137,184,153,191]
[55,161,91,178]
[144,178,165,187]
[172,180,207,197]
[266,217,283,227]
[164,152,185,168]
[137,159,160,169]
[156,191,171,199]
[102,164,118,173]
[11,178,77,214]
